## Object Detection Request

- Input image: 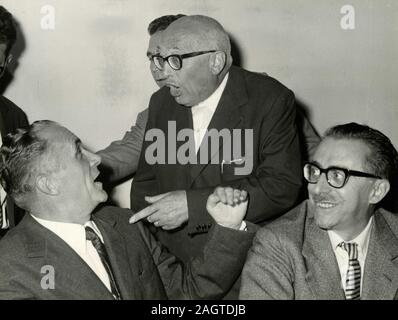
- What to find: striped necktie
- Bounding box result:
[339,242,361,300]
[85,226,122,300]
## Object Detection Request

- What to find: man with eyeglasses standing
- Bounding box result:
[128,15,303,298]
[240,122,398,300]
[0,5,29,237]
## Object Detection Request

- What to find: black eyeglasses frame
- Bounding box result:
[303,162,382,189]
[150,50,217,71]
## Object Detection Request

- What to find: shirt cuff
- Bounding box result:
[239,221,248,231]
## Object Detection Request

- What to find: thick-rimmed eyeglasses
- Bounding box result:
[149,50,216,71]
[303,162,381,189]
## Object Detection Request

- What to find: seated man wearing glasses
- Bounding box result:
[240,122,398,300]
[129,15,303,300]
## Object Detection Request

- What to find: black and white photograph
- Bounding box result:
[0,0,397,310]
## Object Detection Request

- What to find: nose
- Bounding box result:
[308,172,331,195]
[162,62,175,77]
[150,61,159,74]
[150,63,167,86]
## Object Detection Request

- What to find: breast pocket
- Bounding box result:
[221,156,253,182]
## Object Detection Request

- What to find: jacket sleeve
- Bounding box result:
[186,89,303,229]
[97,109,148,183]
[137,221,255,299]
[239,226,294,299]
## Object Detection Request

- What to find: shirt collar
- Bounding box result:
[192,73,229,111]
[328,215,374,256]
[31,214,104,255]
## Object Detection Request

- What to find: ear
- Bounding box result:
[210,51,226,75]
[369,179,390,204]
[36,174,59,196]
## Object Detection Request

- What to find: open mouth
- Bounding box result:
[166,84,181,96]
[314,201,338,209]
[92,170,103,189]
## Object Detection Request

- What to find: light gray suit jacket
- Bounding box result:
[240,200,398,300]
[97,108,148,183]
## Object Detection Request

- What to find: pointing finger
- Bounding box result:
[129,205,158,223]
[145,192,169,204]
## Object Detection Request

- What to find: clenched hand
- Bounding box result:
[206,186,248,230]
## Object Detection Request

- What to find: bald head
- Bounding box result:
[155,15,232,106]
[163,15,232,64]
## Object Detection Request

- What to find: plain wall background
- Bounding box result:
[1,0,397,207]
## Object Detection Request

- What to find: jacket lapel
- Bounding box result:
[189,67,247,185]
[22,214,115,299]
[93,215,145,300]
[361,211,398,300]
[302,210,346,299]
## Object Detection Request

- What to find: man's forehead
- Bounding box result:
[159,23,202,53]
[147,32,163,54]
[313,138,370,169]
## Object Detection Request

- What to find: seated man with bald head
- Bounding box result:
[129,16,304,299]
[240,123,398,300]
[0,120,254,300]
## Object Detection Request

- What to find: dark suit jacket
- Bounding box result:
[0,96,29,232]
[0,206,254,300]
[240,201,398,300]
[131,66,303,261]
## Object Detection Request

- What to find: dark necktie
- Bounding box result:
[85,226,122,300]
[339,242,361,300]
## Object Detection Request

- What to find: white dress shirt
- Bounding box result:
[191,73,229,153]
[31,214,112,292]
[327,216,374,295]
[190,73,247,231]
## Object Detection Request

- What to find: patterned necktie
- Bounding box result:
[85,226,122,300]
[339,242,361,300]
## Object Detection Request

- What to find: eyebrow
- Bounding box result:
[309,161,353,172]
[309,160,321,167]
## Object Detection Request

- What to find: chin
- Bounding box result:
[315,219,332,231]
[314,211,336,231]
[97,190,108,203]
[174,96,190,107]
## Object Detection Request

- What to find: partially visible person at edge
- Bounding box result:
[0,5,29,237]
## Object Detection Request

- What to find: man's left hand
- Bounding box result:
[129,190,188,230]
[206,186,248,230]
